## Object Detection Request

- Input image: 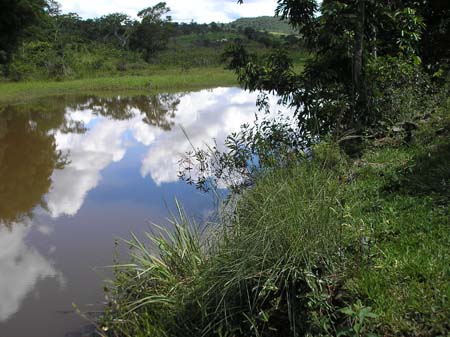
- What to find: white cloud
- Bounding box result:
[58,0,276,23]
[0,224,63,322]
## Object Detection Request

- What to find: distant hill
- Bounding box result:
[229,16,297,35]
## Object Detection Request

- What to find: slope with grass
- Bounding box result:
[102,99,450,337]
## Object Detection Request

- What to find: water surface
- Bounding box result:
[0,87,290,337]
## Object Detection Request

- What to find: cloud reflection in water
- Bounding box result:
[0,87,292,327]
[0,224,63,322]
[140,87,291,184]
[45,87,291,217]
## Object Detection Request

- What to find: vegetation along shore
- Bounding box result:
[0,67,237,105]
[1,0,449,337]
[100,0,450,336]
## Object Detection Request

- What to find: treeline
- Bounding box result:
[229,16,297,34]
[0,0,302,80]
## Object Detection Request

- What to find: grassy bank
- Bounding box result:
[0,67,237,105]
[103,100,450,337]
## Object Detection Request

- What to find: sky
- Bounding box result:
[58,0,277,23]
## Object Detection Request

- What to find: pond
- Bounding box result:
[0,87,292,337]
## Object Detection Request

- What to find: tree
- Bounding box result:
[129,2,173,61]
[409,0,450,72]
[0,0,47,66]
[97,13,133,48]
[226,0,440,142]
[36,3,85,77]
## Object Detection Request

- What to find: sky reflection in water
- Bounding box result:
[0,87,292,337]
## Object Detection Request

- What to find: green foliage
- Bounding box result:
[338,301,378,337]
[364,55,433,129]
[199,159,345,337]
[226,0,449,146]
[0,0,46,67]
[228,16,297,35]
[407,0,450,73]
[7,41,142,80]
[96,13,133,48]
[179,112,307,193]
[105,100,450,337]
[129,2,174,61]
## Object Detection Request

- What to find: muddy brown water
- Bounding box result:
[0,87,292,337]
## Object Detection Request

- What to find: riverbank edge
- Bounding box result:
[103,101,450,336]
[0,67,238,105]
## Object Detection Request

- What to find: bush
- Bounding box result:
[366,56,433,127]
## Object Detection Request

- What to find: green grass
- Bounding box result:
[102,102,450,337]
[103,158,346,337]
[0,67,237,105]
[341,108,450,336]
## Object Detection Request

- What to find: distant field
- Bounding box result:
[0,67,238,105]
[0,54,308,105]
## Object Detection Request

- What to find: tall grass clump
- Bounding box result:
[103,202,207,337]
[197,157,348,337]
[103,146,357,337]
